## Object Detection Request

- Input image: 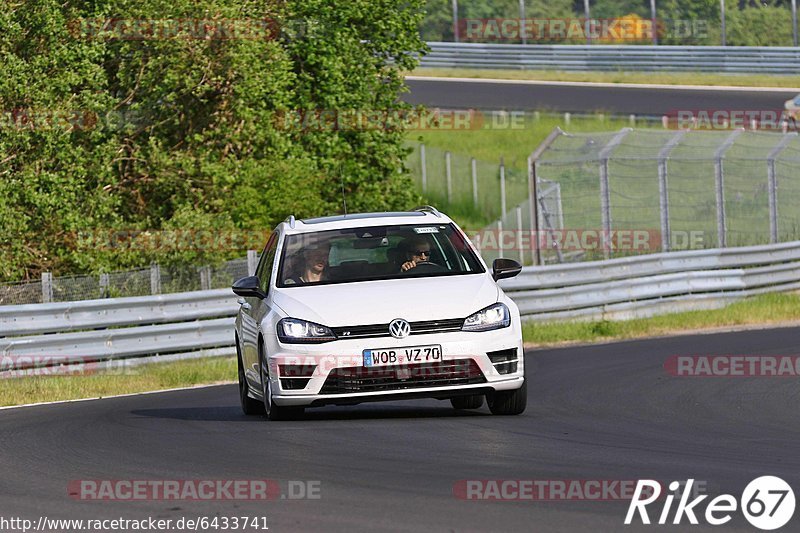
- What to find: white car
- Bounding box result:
[232,207,526,420]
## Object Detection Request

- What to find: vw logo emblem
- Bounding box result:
[389,318,411,339]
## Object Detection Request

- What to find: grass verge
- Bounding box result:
[411,68,800,89]
[1,356,236,408]
[523,293,800,347]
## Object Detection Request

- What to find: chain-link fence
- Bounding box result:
[0,257,253,306]
[531,128,800,263]
[408,128,800,266]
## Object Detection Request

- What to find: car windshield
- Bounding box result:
[276,223,484,287]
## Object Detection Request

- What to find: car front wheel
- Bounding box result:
[450,395,484,410]
[260,348,304,421]
[237,337,264,416]
[487,379,527,415]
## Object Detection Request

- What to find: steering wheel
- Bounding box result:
[401,261,446,274]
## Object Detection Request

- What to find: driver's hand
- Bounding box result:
[400,260,416,272]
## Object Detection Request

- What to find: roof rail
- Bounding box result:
[414,205,442,218]
[285,215,296,229]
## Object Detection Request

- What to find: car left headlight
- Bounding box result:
[462,303,510,332]
[277,318,337,344]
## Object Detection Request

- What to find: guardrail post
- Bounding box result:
[199,266,212,291]
[99,273,109,298]
[150,262,161,295]
[714,129,743,248]
[767,133,797,243]
[420,144,427,194]
[247,250,258,276]
[41,272,53,303]
[471,157,478,208]
[445,151,452,204]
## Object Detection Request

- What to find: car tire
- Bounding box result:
[259,345,304,421]
[450,395,484,410]
[487,379,527,415]
[237,337,264,416]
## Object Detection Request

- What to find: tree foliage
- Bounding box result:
[0,0,427,280]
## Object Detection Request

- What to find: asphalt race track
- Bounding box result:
[403,77,800,116]
[2,326,800,532]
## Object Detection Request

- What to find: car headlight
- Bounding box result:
[277,318,337,344]
[462,303,510,332]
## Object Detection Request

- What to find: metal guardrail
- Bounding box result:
[420,42,800,73]
[1,241,798,375]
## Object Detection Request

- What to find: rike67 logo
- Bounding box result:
[625,477,795,530]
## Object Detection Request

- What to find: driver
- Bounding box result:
[400,236,433,272]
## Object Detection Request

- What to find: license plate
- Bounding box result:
[363,345,442,367]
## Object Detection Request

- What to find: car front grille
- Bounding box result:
[319,359,485,395]
[330,318,464,340]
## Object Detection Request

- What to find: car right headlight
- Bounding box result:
[462,303,510,332]
[277,318,337,344]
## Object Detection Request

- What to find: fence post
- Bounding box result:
[445,151,452,204]
[247,250,258,276]
[500,157,507,217]
[516,206,524,264]
[99,273,110,298]
[497,220,504,259]
[199,266,212,291]
[420,143,427,194]
[41,272,53,303]
[150,262,161,295]
[471,157,478,208]
[767,133,797,244]
[519,0,527,44]
[598,128,632,259]
[451,0,459,42]
[720,0,727,46]
[714,129,743,248]
[658,130,687,252]
[527,127,563,266]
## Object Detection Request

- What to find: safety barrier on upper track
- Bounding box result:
[419,42,800,73]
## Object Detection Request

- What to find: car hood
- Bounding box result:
[271,274,498,327]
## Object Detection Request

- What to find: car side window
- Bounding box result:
[255,232,279,294]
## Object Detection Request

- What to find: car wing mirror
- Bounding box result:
[492,258,522,281]
[232,276,266,299]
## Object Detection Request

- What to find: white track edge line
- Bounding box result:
[0,382,235,411]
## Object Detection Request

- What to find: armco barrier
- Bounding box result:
[419,42,800,73]
[1,241,799,374]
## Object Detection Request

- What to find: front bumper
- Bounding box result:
[263,328,524,407]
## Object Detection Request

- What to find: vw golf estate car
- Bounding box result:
[232,207,526,420]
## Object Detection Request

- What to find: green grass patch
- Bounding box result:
[1,356,236,408]
[411,68,800,89]
[523,293,800,346]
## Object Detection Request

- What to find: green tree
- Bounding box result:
[0,0,426,281]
